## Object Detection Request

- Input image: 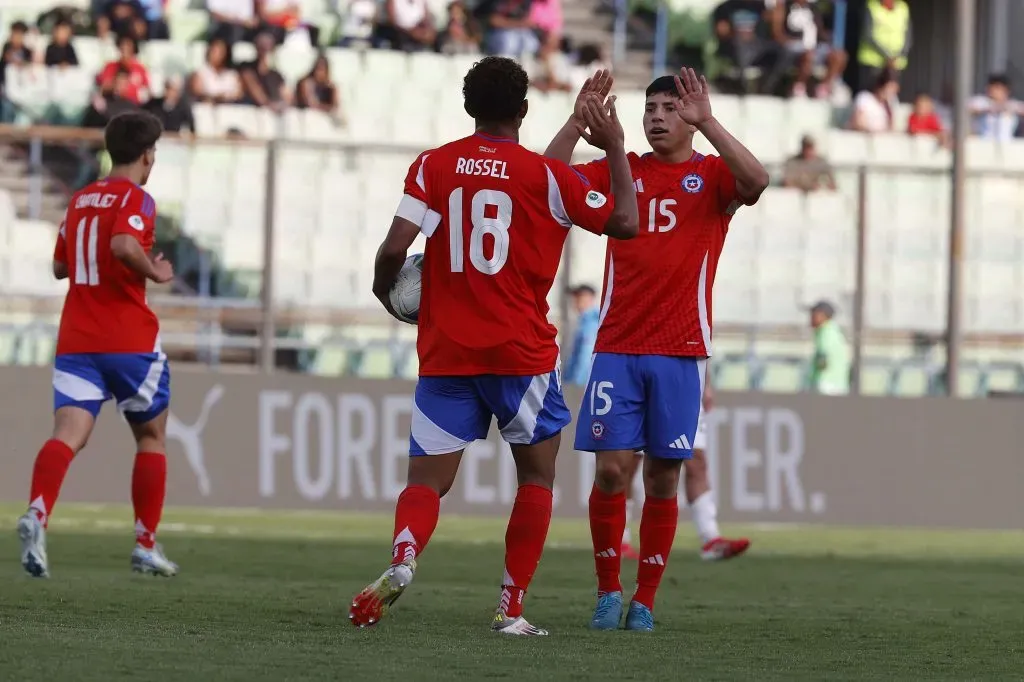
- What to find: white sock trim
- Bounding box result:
[690,490,720,545]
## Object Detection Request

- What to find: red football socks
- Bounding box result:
[132,452,167,549]
[633,495,679,610]
[28,439,75,528]
[500,484,553,618]
[391,484,440,564]
[589,486,627,594]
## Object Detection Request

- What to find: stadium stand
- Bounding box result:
[0,1,1021,396]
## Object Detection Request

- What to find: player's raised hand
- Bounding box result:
[674,67,713,127]
[150,253,174,283]
[573,69,614,121]
[576,94,624,151]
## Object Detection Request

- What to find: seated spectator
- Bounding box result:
[190,38,243,103]
[375,0,437,52]
[95,0,164,42]
[83,68,138,128]
[530,0,563,58]
[475,0,538,58]
[261,0,319,46]
[531,38,571,93]
[712,0,786,95]
[782,135,836,192]
[1,21,35,88]
[856,0,911,91]
[136,0,171,40]
[296,52,344,123]
[97,34,150,105]
[45,20,79,68]
[437,0,480,54]
[772,0,847,98]
[849,69,898,133]
[146,75,195,133]
[336,0,378,47]
[970,74,1024,142]
[239,31,290,112]
[907,92,946,142]
[208,0,260,47]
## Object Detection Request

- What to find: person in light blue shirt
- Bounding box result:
[565,284,601,386]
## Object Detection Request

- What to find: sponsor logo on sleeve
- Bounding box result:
[585,190,608,208]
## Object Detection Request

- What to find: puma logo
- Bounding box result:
[166,385,224,497]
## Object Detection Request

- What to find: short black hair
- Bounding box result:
[104,110,163,166]
[116,32,139,54]
[11,21,28,33]
[988,73,1011,88]
[570,284,597,296]
[646,75,678,98]
[463,56,529,123]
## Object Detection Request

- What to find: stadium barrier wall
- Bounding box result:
[2,366,1022,529]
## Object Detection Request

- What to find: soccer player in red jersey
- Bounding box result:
[545,68,769,631]
[17,111,178,579]
[348,56,639,636]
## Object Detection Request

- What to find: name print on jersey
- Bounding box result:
[455,157,511,179]
[74,192,122,210]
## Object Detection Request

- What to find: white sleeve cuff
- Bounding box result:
[395,194,427,226]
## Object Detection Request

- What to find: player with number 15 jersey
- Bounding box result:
[350,56,639,636]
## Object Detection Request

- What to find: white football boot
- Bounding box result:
[131,543,179,577]
[18,512,49,578]
[491,610,550,636]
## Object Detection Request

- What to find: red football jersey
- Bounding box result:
[574,151,750,358]
[54,177,161,355]
[396,133,616,376]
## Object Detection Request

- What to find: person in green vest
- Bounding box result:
[857,0,912,91]
[808,300,851,396]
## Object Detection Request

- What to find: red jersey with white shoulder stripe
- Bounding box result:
[574,151,749,358]
[54,177,161,355]
[396,133,615,376]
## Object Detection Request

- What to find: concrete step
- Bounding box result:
[0,174,61,194]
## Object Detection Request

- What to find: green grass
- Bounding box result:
[1,504,1023,681]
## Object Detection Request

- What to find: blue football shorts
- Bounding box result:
[410,370,571,456]
[574,353,707,460]
[52,352,171,424]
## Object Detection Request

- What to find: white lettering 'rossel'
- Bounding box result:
[455,157,511,179]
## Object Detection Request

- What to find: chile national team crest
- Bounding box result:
[682,174,704,193]
[591,420,606,440]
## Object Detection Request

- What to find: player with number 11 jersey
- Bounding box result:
[349,56,639,636]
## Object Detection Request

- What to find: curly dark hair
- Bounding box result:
[462,56,529,123]
[105,110,164,166]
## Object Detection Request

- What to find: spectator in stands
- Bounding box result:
[376,0,437,52]
[97,34,150,105]
[296,52,344,124]
[712,0,787,95]
[146,75,195,133]
[136,0,171,40]
[782,135,836,192]
[239,31,291,112]
[44,20,79,68]
[530,0,563,59]
[207,0,260,47]
[530,38,571,93]
[848,68,898,133]
[475,0,540,59]
[856,0,911,91]
[907,92,947,144]
[970,74,1024,142]
[190,38,243,104]
[83,68,138,128]
[771,0,847,99]
[437,1,481,54]
[564,284,600,386]
[1,21,35,89]
[808,300,850,396]
[261,0,319,46]
[336,0,378,47]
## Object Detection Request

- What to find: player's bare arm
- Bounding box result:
[578,95,639,238]
[372,217,420,317]
[543,69,614,164]
[111,234,173,283]
[674,68,769,203]
[52,260,68,280]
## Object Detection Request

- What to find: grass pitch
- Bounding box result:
[1,504,1022,681]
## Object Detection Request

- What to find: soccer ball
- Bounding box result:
[388,254,423,324]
